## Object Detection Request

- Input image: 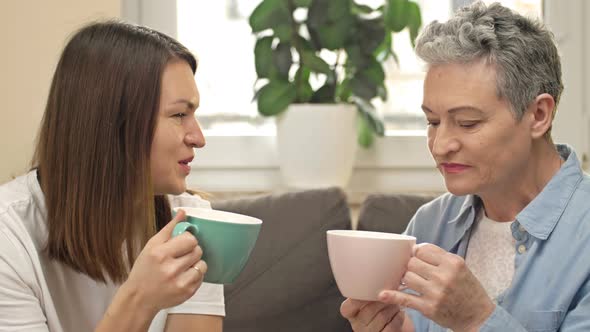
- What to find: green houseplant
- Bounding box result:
[249,0,422,148]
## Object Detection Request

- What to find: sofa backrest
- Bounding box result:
[357,193,439,234]
[212,187,352,332]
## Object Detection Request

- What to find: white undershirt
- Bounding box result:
[465,210,516,301]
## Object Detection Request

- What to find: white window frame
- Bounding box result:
[123,0,589,193]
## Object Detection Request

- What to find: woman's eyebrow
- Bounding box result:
[169,97,199,109]
[421,105,484,115]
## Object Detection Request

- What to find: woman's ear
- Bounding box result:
[528,93,556,139]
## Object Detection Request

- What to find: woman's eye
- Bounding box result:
[173,113,187,119]
[426,120,440,127]
[458,121,479,128]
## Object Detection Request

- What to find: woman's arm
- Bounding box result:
[96,210,207,332]
[165,314,222,331]
[95,283,158,332]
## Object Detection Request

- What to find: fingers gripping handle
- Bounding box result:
[172,222,199,238]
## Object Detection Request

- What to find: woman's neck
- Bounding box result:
[479,141,563,222]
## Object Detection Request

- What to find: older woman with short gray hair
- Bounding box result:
[341,2,590,331]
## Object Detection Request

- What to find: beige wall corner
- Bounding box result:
[0,0,121,184]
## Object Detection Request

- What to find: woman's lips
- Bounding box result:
[179,162,191,174]
[178,157,193,175]
[440,163,470,174]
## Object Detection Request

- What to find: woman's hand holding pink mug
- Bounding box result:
[338,241,496,332]
[377,243,495,332]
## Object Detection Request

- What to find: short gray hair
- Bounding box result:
[415,1,563,120]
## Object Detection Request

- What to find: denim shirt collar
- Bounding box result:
[446,144,583,241]
[447,194,481,225]
[516,144,583,239]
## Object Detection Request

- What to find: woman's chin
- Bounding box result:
[153,182,187,196]
[444,181,476,197]
[170,183,187,195]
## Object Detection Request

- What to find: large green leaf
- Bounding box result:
[357,18,386,55]
[310,82,336,103]
[351,74,378,100]
[357,113,375,148]
[273,43,293,78]
[384,0,409,32]
[274,24,293,42]
[294,0,312,7]
[294,66,314,102]
[254,36,274,78]
[355,98,385,136]
[295,35,316,52]
[336,77,352,102]
[363,59,385,86]
[300,50,332,74]
[326,0,351,22]
[257,80,297,116]
[249,0,291,32]
[352,3,375,15]
[308,0,353,50]
[345,45,365,69]
[365,110,385,136]
[374,32,392,62]
[407,1,422,46]
[377,84,388,101]
[307,0,330,28]
[312,19,352,50]
[295,64,311,82]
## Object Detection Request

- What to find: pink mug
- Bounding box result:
[327,230,416,301]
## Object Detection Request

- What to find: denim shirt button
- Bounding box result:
[517,244,527,254]
[518,224,526,233]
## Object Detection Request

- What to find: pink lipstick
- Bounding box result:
[440,163,470,174]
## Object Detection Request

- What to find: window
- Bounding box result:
[177,0,270,135]
[126,0,589,192]
[176,0,542,135]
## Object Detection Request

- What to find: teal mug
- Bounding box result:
[172,207,262,284]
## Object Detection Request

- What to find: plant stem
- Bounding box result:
[333,51,341,101]
[287,0,304,102]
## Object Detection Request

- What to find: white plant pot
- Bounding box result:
[276,103,358,189]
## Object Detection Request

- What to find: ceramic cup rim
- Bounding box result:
[173,207,262,225]
[327,230,415,241]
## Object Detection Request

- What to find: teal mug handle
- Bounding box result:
[172,221,199,238]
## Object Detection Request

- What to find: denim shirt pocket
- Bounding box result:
[524,310,565,332]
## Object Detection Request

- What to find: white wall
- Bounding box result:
[0,1,121,184]
[545,0,589,164]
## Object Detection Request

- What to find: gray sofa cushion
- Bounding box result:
[212,187,352,332]
[357,193,438,234]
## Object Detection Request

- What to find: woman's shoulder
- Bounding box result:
[0,172,44,232]
[0,178,42,294]
[0,171,47,253]
[0,172,37,214]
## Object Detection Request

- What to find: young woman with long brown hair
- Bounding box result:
[0,21,223,331]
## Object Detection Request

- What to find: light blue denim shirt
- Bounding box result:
[404,144,590,332]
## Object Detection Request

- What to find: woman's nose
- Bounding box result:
[185,119,206,148]
[430,126,460,157]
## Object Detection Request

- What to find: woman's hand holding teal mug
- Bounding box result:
[120,209,208,316]
[171,207,262,284]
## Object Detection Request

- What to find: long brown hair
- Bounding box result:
[32,21,197,283]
